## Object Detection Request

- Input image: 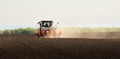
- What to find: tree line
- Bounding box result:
[0,27,120,34]
[0,28,37,34]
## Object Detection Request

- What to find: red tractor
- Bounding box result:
[36,20,61,38]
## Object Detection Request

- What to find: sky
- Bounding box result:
[0,0,120,30]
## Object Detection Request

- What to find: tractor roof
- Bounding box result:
[37,20,53,24]
[40,20,53,22]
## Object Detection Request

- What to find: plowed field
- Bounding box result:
[0,34,120,59]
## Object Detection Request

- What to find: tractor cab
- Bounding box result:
[38,20,53,31]
[40,21,53,27]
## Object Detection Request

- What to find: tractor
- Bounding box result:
[36,20,62,38]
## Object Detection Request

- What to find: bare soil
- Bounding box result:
[0,34,120,59]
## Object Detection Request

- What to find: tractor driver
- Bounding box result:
[43,22,50,27]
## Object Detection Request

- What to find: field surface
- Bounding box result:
[0,34,120,59]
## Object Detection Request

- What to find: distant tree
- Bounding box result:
[20,30,29,34]
[0,31,3,34]
[3,30,10,34]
